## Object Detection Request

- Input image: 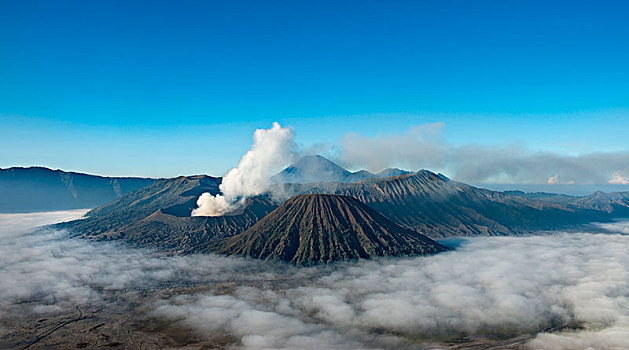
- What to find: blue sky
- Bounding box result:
[1,0,628,178]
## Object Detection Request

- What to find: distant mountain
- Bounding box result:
[271,155,411,184]
[215,194,447,265]
[505,190,629,216]
[271,155,358,183]
[0,167,156,213]
[375,168,412,178]
[57,175,277,252]
[480,183,629,196]
[303,170,612,238]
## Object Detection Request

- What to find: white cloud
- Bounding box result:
[609,170,629,185]
[148,232,629,349]
[336,123,629,185]
[0,209,88,237]
[595,221,629,235]
[339,122,447,173]
[3,211,629,349]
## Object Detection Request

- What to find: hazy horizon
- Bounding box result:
[3,159,629,197]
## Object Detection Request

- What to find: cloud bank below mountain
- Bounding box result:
[2,212,629,349]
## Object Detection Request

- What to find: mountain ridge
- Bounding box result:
[505,190,629,215]
[0,166,156,213]
[55,155,628,264]
[302,169,613,237]
[56,175,278,252]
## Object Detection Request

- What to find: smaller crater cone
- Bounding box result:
[216,194,447,265]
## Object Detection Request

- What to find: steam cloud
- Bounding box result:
[192,122,296,216]
[338,122,629,185]
[3,211,629,349]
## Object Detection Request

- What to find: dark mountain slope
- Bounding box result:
[86,175,221,219]
[0,167,155,212]
[58,175,278,252]
[216,194,447,265]
[304,171,609,238]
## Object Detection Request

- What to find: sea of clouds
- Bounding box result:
[2,211,629,349]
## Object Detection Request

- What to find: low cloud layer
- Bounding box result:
[2,212,629,349]
[192,122,296,216]
[595,221,629,235]
[0,211,282,323]
[338,122,629,185]
[153,232,629,349]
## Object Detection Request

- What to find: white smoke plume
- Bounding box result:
[192,122,296,216]
[338,122,629,185]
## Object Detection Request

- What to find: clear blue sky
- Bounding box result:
[1,0,628,177]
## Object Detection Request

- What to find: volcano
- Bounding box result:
[216,194,447,265]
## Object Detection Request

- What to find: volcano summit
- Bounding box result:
[216,194,447,265]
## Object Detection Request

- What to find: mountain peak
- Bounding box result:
[272,155,351,184]
[273,155,414,184]
[289,155,349,173]
[376,168,412,178]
